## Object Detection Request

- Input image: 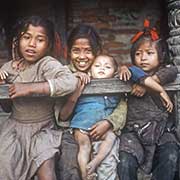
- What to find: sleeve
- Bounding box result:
[128,66,148,82]
[155,65,178,85]
[105,96,127,132]
[41,56,78,97]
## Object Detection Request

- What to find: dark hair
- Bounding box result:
[67,24,102,56]
[13,16,55,57]
[130,35,169,65]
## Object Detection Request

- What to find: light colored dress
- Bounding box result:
[0,56,77,180]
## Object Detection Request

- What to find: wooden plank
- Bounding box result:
[0,74,179,98]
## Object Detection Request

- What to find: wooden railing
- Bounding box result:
[0,67,179,124]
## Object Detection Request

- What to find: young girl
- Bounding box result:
[117,19,179,180]
[0,16,77,180]
[60,54,120,180]
[57,24,127,180]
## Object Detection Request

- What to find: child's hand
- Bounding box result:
[119,65,131,81]
[9,83,32,98]
[0,70,8,84]
[69,79,85,101]
[75,71,91,84]
[160,91,173,113]
[131,84,146,97]
[89,120,112,140]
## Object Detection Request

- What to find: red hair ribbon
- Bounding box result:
[131,19,159,44]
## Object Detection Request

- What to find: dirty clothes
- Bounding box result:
[0,56,77,180]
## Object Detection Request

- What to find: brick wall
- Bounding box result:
[67,0,167,64]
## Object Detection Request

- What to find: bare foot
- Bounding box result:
[87,172,97,180]
[86,159,99,175]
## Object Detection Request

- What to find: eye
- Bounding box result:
[105,66,111,69]
[94,64,100,67]
[85,49,93,54]
[135,52,141,56]
[71,48,80,54]
[147,51,155,55]
[37,38,46,43]
[22,34,30,40]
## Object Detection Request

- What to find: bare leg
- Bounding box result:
[87,130,116,176]
[37,157,57,180]
[74,130,91,180]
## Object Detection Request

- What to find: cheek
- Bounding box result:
[39,43,49,55]
[134,58,140,65]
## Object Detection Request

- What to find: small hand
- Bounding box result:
[75,71,91,84]
[119,65,131,81]
[160,91,173,113]
[89,120,112,140]
[70,80,85,100]
[9,83,32,98]
[131,84,146,97]
[0,70,8,84]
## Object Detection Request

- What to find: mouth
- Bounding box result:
[75,61,90,69]
[25,49,36,56]
[98,71,105,75]
[140,63,149,67]
[78,61,87,67]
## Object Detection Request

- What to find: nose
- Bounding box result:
[29,38,36,47]
[100,66,104,70]
[141,52,147,61]
[78,51,86,59]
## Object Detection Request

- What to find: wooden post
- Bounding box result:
[166,0,180,138]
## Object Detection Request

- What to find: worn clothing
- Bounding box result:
[70,95,120,130]
[117,143,179,180]
[70,65,146,131]
[119,64,179,175]
[56,131,81,180]
[0,56,77,180]
[92,139,120,180]
[56,62,128,180]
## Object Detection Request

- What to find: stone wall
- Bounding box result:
[67,0,167,64]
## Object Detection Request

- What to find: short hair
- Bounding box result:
[130,35,169,65]
[67,24,102,56]
[95,54,118,72]
[13,15,55,54]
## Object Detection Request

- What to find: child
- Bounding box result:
[60,53,173,180]
[0,16,77,180]
[117,19,179,180]
[57,24,127,180]
[60,54,120,180]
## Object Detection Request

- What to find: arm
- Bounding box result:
[143,76,173,112]
[152,64,178,85]
[121,65,173,112]
[59,80,85,121]
[9,82,50,98]
[59,71,90,121]
[9,57,78,98]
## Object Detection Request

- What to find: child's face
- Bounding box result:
[90,55,116,79]
[134,41,159,72]
[19,24,49,63]
[70,38,95,72]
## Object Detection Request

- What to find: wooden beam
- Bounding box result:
[0,73,179,99]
